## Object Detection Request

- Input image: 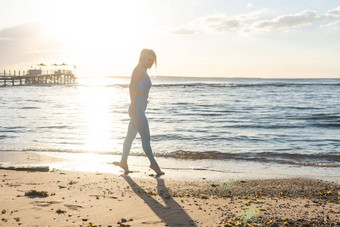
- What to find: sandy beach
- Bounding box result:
[0,164,339,226]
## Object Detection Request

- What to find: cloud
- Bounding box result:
[202,9,269,32]
[173,9,267,35]
[0,22,61,66]
[203,16,245,32]
[173,7,337,35]
[325,6,340,19]
[321,20,339,27]
[251,10,320,30]
[236,9,268,21]
[172,28,195,35]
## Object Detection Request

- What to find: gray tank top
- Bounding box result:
[136,74,152,94]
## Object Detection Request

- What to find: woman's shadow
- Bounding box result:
[122,176,196,227]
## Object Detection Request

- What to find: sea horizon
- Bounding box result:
[98,75,340,79]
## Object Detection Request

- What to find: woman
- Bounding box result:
[119,49,164,176]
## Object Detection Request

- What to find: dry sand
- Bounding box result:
[0,166,339,227]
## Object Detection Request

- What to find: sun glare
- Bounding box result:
[41,0,147,77]
[75,77,128,153]
[77,86,114,152]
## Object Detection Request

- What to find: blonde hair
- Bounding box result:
[139,49,157,68]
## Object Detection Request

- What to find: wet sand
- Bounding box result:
[0,166,339,226]
[2,150,339,184]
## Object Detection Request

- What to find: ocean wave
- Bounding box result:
[0,130,20,133]
[20,107,40,109]
[26,99,46,103]
[301,114,340,120]
[1,149,339,168]
[37,125,70,129]
[0,126,26,133]
[310,123,340,128]
[165,150,339,160]
[221,124,305,129]
[160,150,340,167]
[2,126,25,129]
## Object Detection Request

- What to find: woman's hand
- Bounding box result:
[129,103,135,117]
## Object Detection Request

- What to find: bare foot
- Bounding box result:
[119,160,131,175]
[150,162,165,176]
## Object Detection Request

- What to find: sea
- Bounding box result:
[1,77,339,182]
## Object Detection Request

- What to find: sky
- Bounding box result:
[0,0,339,78]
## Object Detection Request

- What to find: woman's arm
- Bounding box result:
[129,67,145,116]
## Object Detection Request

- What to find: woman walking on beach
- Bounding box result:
[119,49,164,176]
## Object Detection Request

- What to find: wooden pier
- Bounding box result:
[0,70,76,87]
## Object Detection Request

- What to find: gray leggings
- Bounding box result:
[122,96,156,163]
